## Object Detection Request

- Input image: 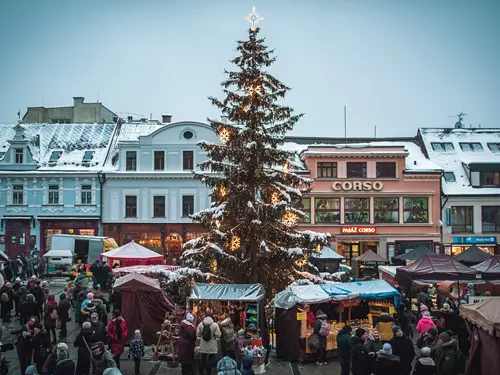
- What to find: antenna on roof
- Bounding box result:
[449,112,467,129]
[344,105,347,144]
[17,110,20,121]
[97,93,100,102]
[150,113,152,120]
[374,125,377,138]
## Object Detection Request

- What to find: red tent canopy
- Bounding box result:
[113,272,177,344]
[101,241,164,267]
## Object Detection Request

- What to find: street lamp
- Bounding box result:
[437,220,444,254]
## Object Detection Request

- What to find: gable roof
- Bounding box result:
[472,255,500,280]
[353,249,388,263]
[0,123,115,171]
[453,244,492,265]
[311,246,346,260]
[101,241,163,260]
[394,245,434,261]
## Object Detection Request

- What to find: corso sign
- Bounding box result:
[341,226,377,234]
[332,181,384,191]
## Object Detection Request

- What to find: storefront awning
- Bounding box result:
[1,216,32,220]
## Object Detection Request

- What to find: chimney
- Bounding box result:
[127,116,133,123]
[73,97,85,106]
[141,118,147,123]
[161,114,172,124]
[221,115,228,124]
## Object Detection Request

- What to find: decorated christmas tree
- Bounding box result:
[182,8,329,294]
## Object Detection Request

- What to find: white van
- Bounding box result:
[44,234,118,274]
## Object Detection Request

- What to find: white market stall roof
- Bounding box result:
[43,249,75,258]
[275,280,400,310]
[378,265,402,277]
[189,283,265,302]
[311,246,346,260]
[101,241,163,260]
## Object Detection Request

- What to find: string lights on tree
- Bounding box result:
[181,7,329,293]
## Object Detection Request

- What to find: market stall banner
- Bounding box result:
[189,283,266,301]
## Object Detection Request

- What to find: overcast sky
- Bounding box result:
[1,0,499,137]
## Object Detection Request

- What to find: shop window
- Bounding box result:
[12,185,24,205]
[344,198,370,224]
[487,143,500,153]
[48,185,60,205]
[182,195,194,217]
[15,148,23,163]
[81,185,92,205]
[126,151,137,171]
[403,197,428,223]
[376,162,396,178]
[317,162,337,178]
[443,172,456,182]
[347,162,367,178]
[183,151,194,170]
[482,206,500,232]
[154,151,165,171]
[374,198,399,223]
[480,171,500,187]
[153,196,166,217]
[460,142,483,152]
[125,196,137,217]
[293,198,311,223]
[315,198,340,223]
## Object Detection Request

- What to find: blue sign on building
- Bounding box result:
[452,236,497,244]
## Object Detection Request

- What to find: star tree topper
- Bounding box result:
[245,6,263,30]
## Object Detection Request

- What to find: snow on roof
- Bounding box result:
[419,128,500,195]
[281,141,441,172]
[0,123,115,170]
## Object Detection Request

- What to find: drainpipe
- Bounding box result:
[97,171,107,236]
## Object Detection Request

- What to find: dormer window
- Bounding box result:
[487,143,500,153]
[460,142,483,152]
[431,142,454,152]
[15,149,23,163]
[444,172,456,182]
[49,151,62,163]
[0,151,5,159]
[83,151,95,162]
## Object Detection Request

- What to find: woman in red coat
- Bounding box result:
[177,313,197,375]
[106,309,128,370]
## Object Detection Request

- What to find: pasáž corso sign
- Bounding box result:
[332,181,384,191]
[341,226,377,234]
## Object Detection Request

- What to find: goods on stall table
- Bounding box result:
[368,301,395,316]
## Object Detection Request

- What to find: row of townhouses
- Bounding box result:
[0,97,499,260]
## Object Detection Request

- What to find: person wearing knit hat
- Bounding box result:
[19,293,39,325]
[389,325,415,375]
[186,312,195,322]
[82,321,92,329]
[438,332,451,344]
[413,346,436,375]
[179,312,197,375]
[54,358,76,375]
[129,329,145,375]
[355,328,367,339]
[56,343,69,362]
[372,343,401,374]
[435,332,461,374]
[351,328,370,375]
[24,364,38,375]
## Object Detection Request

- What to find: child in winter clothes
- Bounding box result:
[241,356,254,375]
[216,356,241,375]
[128,330,145,375]
[412,347,436,375]
[416,311,436,336]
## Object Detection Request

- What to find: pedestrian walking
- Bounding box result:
[0,282,14,323]
[178,313,197,375]
[32,323,51,373]
[90,341,117,375]
[57,293,71,339]
[434,332,464,375]
[44,294,58,344]
[106,310,128,370]
[336,324,352,375]
[372,343,402,375]
[128,330,145,375]
[196,312,222,375]
[413,347,436,375]
[74,321,98,375]
[351,328,371,375]
[20,293,40,324]
[41,342,68,375]
[313,309,329,365]
[417,311,437,336]
[389,326,415,375]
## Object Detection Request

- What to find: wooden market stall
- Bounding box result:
[274,280,400,362]
[101,241,164,267]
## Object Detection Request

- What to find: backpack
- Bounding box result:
[0,293,9,303]
[319,319,330,337]
[50,307,58,320]
[221,325,234,343]
[201,323,212,341]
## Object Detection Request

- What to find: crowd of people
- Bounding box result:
[0,260,140,375]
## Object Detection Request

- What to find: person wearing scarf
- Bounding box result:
[178,313,197,375]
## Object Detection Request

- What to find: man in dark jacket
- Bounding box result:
[416,327,439,357]
[434,332,463,375]
[389,326,415,375]
[351,328,371,375]
[57,293,71,339]
[90,312,107,344]
[19,293,40,324]
[32,323,51,373]
[31,281,45,315]
[0,282,14,323]
[372,343,402,375]
[336,325,352,375]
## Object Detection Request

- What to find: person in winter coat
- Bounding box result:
[13,277,22,316]
[57,293,71,339]
[351,328,371,375]
[90,341,117,375]
[313,310,329,365]
[417,311,437,336]
[219,314,236,359]
[365,329,384,354]
[128,330,145,375]
[14,327,34,374]
[196,312,222,375]
[374,312,396,342]
[389,326,415,375]
[437,304,460,335]
[413,347,436,375]
[91,312,107,344]
[336,325,352,375]
[372,343,402,375]
[20,293,40,324]
[397,304,413,338]
[103,369,123,375]
[416,327,439,356]
[216,356,241,375]
[54,358,75,375]
[0,282,14,322]
[106,310,128,370]
[178,313,197,375]
[74,322,99,375]
[32,281,45,316]
[24,365,38,375]
[32,323,51,373]
[44,294,58,344]
[41,342,68,375]
[434,332,463,375]
[241,356,254,375]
